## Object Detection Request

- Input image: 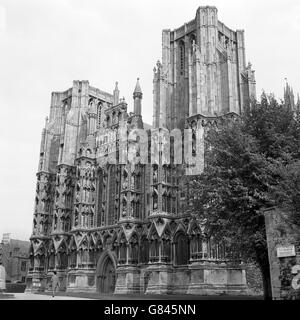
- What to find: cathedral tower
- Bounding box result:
[153,6,256,130]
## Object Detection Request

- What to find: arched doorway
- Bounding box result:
[96,251,116,294]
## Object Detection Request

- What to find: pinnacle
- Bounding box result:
[133,78,142,94]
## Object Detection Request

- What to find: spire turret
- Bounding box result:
[113,81,120,106]
[284,81,295,110]
[133,78,142,116]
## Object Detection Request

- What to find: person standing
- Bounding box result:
[0,262,6,294]
[51,271,60,298]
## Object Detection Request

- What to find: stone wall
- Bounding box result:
[245,264,263,295]
[264,207,300,300]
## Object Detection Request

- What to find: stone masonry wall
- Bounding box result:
[264,208,300,300]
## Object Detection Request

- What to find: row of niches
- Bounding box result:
[28,232,229,272]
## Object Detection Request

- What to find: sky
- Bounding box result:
[0,0,299,241]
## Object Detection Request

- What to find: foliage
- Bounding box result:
[191,94,300,297]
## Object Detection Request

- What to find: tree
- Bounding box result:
[191,94,300,299]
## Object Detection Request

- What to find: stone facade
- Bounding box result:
[26,6,257,295]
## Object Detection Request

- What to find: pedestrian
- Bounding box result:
[0,261,6,294]
[51,271,60,298]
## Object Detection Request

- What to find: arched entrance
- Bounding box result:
[96,251,116,294]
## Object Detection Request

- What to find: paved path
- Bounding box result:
[3,293,91,300]
[1,292,262,300]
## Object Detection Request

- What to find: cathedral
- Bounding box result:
[26,6,257,295]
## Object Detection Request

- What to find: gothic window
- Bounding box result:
[218,242,226,260]
[190,234,203,260]
[162,166,167,182]
[162,193,166,212]
[69,249,77,268]
[172,195,176,214]
[161,238,171,263]
[94,240,103,265]
[135,173,141,190]
[83,249,89,264]
[38,254,45,269]
[207,238,217,259]
[60,252,68,269]
[48,251,55,270]
[149,239,159,262]
[89,213,93,228]
[166,195,171,213]
[64,217,71,232]
[119,236,127,264]
[179,40,185,75]
[132,200,139,219]
[89,249,95,266]
[140,236,149,264]
[131,200,135,217]
[167,168,171,184]
[174,232,189,265]
[114,199,119,222]
[97,102,102,126]
[129,234,139,264]
[131,174,135,189]
[153,189,158,211]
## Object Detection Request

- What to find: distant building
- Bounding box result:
[0,234,30,283]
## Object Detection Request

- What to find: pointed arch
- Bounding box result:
[128,232,139,264]
[57,240,68,269]
[188,220,203,261]
[139,234,149,264]
[48,241,55,270]
[95,249,117,294]
[148,225,159,263]
[161,226,171,263]
[69,236,77,268]
[173,230,189,266]
[118,231,127,265]
[35,243,46,270]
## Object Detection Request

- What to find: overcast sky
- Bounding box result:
[0,0,299,241]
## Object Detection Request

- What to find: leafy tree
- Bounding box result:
[191,94,300,299]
